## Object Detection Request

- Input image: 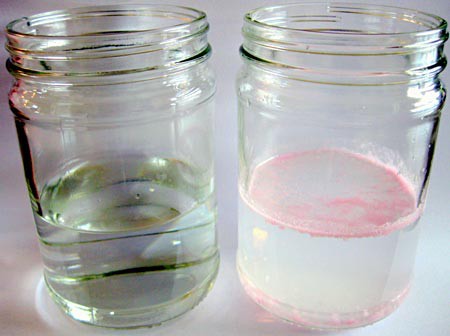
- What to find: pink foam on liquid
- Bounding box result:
[242,149,421,238]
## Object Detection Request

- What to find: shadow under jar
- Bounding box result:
[236,2,447,330]
[6,5,218,328]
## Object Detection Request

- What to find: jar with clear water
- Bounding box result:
[237,3,447,329]
[6,5,218,328]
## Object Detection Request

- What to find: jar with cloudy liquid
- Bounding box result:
[6,5,218,328]
[237,3,447,329]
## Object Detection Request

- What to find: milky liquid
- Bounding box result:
[237,149,422,329]
[35,156,218,328]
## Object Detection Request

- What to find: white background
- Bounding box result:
[0,1,449,335]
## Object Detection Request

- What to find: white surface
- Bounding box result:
[0,1,449,335]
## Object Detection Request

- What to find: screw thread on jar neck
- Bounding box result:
[6,4,211,83]
[241,3,448,84]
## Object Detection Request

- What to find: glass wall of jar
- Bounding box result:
[237,3,447,329]
[6,5,218,328]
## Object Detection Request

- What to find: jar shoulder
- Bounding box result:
[236,64,446,120]
[10,62,215,121]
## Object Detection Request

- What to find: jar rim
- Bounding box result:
[5,4,210,81]
[241,2,448,84]
[6,4,206,40]
[245,2,447,39]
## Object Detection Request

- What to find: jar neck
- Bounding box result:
[6,5,210,83]
[241,3,448,84]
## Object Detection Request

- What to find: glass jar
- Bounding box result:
[237,3,447,329]
[6,5,218,328]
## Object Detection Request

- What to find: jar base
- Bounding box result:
[45,262,219,329]
[237,265,409,330]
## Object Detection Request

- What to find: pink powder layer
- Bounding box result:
[242,149,421,238]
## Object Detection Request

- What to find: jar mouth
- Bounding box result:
[245,2,447,37]
[6,4,210,80]
[243,2,448,54]
[6,4,206,39]
[241,2,448,84]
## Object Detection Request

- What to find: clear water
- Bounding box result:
[35,156,218,328]
[238,149,421,329]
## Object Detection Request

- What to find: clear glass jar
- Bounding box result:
[6,5,218,328]
[237,3,447,329]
